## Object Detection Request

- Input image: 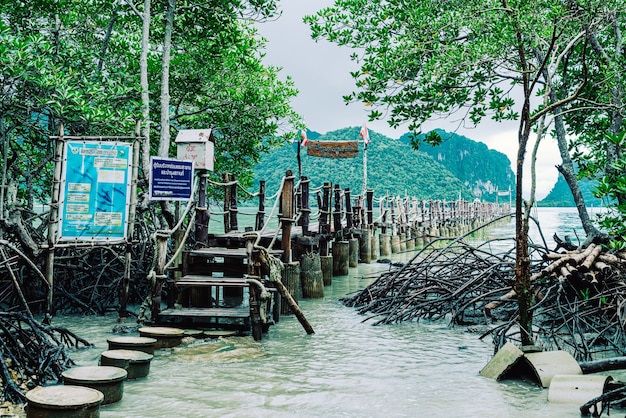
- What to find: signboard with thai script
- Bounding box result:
[58,141,132,241]
[175,129,214,170]
[306,140,359,158]
[150,157,194,201]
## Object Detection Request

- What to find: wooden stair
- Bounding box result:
[157,246,282,340]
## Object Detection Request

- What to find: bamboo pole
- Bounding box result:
[45,122,64,319]
[120,123,141,320]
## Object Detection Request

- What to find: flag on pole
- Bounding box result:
[359,122,370,145]
[300,128,309,147]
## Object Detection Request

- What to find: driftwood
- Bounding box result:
[0,312,91,403]
[0,213,157,315]
[343,229,626,363]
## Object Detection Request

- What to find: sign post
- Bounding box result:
[149,157,194,201]
[58,141,133,241]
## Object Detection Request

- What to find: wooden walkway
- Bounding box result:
[153,170,510,340]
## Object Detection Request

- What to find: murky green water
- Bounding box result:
[49,208,624,418]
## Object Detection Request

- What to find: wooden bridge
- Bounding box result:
[152,170,510,340]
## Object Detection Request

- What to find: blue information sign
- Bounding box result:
[58,141,132,241]
[150,157,194,201]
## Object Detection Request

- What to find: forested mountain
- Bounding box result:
[539,174,603,207]
[254,127,499,200]
[399,129,516,201]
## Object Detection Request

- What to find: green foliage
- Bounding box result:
[304,0,536,133]
[539,174,603,208]
[0,0,300,218]
[401,129,515,202]
[254,127,478,200]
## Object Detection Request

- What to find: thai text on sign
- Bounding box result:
[306,140,359,158]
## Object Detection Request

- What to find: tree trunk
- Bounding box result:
[551,93,604,242]
[515,90,533,346]
[158,0,176,158]
[140,0,151,186]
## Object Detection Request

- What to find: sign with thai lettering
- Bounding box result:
[306,140,359,158]
[175,129,214,170]
[58,141,132,241]
[150,157,194,201]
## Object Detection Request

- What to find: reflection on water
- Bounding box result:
[52,208,621,418]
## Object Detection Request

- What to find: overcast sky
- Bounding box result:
[256,2,561,199]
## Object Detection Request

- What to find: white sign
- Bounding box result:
[175,129,214,170]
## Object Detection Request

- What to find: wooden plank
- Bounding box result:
[186,248,248,258]
[175,275,250,287]
[159,307,250,318]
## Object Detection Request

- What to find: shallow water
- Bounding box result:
[50,207,624,418]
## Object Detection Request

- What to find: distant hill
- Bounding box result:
[399,129,516,202]
[539,173,603,207]
[254,127,485,200]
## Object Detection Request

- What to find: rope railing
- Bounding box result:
[179,170,510,248]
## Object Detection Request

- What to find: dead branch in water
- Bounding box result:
[0,312,91,404]
[343,225,626,362]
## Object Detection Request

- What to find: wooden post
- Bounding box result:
[229,174,238,231]
[359,229,372,264]
[380,196,388,234]
[255,180,265,231]
[366,189,374,227]
[46,122,64,319]
[320,255,333,286]
[195,170,209,245]
[370,232,380,260]
[300,176,310,235]
[390,196,396,235]
[150,233,168,322]
[319,182,331,257]
[344,188,353,232]
[348,238,359,267]
[333,184,342,236]
[280,170,295,262]
[379,234,391,256]
[120,125,141,319]
[281,261,301,315]
[223,173,230,233]
[300,252,324,298]
[332,241,350,276]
